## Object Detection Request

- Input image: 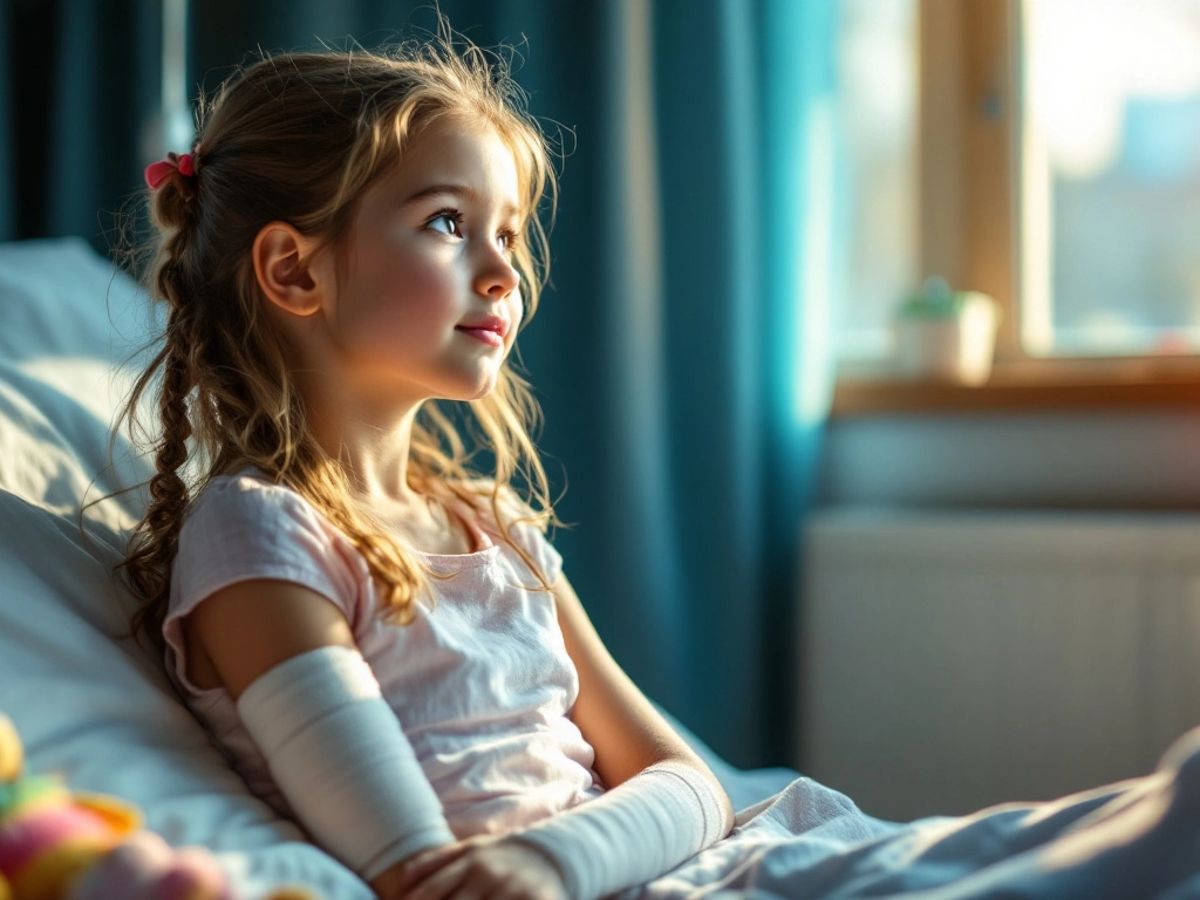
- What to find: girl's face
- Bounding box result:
[325,116,525,405]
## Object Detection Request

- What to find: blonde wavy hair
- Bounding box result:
[90,13,570,659]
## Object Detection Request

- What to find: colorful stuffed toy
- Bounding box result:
[0,712,317,900]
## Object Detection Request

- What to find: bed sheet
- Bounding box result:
[614,724,1200,899]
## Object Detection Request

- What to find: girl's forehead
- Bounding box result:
[383,127,525,212]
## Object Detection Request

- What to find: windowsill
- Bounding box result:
[832,357,1200,418]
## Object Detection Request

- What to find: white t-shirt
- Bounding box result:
[163,466,605,838]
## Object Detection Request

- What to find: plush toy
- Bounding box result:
[0,713,317,900]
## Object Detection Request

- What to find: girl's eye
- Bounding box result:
[498,227,522,254]
[427,207,522,254]
[427,208,464,237]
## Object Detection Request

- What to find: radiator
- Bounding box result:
[798,508,1200,822]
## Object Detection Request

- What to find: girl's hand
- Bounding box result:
[396,832,568,900]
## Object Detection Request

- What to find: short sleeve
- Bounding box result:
[164,476,360,696]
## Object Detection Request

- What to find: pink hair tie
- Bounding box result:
[144,151,197,191]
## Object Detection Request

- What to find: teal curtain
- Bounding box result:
[2,0,841,768]
[565,0,842,767]
[0,0,161,245]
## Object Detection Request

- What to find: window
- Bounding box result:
[833,0,1200,415]
[1020,0,1200,358]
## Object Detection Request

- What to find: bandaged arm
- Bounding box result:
[234,644,457,883]
[505,757,732,899]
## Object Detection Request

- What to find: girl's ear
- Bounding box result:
[251,222,330,318]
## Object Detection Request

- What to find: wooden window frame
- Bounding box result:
[833,0,1200,417]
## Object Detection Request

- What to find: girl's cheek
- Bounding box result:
[397,253,457,301]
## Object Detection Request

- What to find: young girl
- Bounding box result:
[109,14,733,900]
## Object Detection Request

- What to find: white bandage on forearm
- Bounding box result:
[507,759,729,899]
[234,644,457,882]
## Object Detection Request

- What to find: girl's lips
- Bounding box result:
[456,326,502,347]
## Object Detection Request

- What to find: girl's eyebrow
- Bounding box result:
[403,183,519,218]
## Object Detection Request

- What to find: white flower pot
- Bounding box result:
[893,293,998,386]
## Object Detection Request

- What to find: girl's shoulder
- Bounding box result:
[182,464,323,536]
[174,465,357,596]
[450,476,563,584]
[450,476,544,526]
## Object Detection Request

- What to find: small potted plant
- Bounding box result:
[892,276,1001,386]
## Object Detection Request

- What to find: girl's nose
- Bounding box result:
[475,249,520,300]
